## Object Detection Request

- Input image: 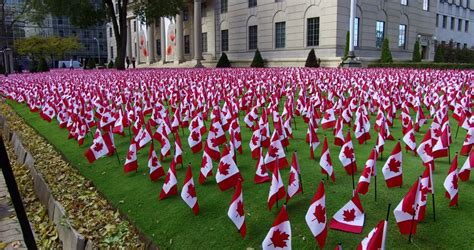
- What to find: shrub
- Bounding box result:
[367,62,474,70]
[434,45,445,63]
[37,58,49,72]
[250,49,265,68]
[108,60,115,68]
[83,58,88,69]
[29,60,38,73]
[87,58,96,69]
[412,41,422,62]
[380,38,393,63]
[305,49,320,68]
[216,53,231,68]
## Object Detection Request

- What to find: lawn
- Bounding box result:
[7,96,473,249]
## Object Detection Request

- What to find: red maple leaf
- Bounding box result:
[343,146,354,159]
[202,155,209,167]
[151,156,158,167]
[268,146,279,158]
[409,133,416,143]
[251,135,259,146]
[324,112,331,120]
[187,184,196,198]
[192,119,199,129]
[270,229,289,248]
[402,116,410,127]
[342,208,356,222]
[93,142,104,152]
[433,128,442,138]
[259,165,267,175]
[236,200,245,217]
[387,158,401,173]
[465,134,471,143]
[102,116,109,123]
[313,204,326,224]
[288,171,296,186]
[220,162,231,176]
[452,176,458,190]
[456,106,463,115]
[127,150,134,160]
[191,131,200,142]
[164,172,171,184]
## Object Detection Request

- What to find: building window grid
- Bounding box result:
[275,22,286,48]
[248,25,258,50]
[451,17,455,30]
[458,18,463,31]
[307,17,320,47]
[375,21,385,49]
[466,20,470,32]
[401,0,408,5]
[201,3,207,17]
[221,29,229,51]
[354,17,360,47]
[184,35,190,54]
[202,32,208,53]
[398,24,407,49]
[443,15,447,28]
[248,0,257,8]
[221,0,228,13]
[423,0,429,11]
[183,8,189,21]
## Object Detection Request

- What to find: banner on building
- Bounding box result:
[164,17,175,61]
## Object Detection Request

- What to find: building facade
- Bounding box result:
[108,0,439,67]
[435,0,474,49]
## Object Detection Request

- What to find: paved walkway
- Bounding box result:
[0,172,26,250]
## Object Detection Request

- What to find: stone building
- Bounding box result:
[435,0,474,49]
[107,0,439,67]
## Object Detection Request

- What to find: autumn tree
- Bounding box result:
[28,0,184,70]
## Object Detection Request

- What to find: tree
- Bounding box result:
[250,49,265,68]
[380,38,393,63]
[108,60,115,68]
[87,58,96,69]
[37,57,49,72]
[343,31,350,60]
[434,44,444,63]
[305,49,320,68]
[412,40,422,62]
[216,53,231,68]
[29,0,184,70]
[15,36,81,62]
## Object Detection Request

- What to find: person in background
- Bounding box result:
[126,56,131,69]
[69,58,74,70]
[131,57,136,69]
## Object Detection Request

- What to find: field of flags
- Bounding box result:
[1,67,473,249]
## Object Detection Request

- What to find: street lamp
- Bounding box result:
[342,0,361,67]
[93,37,100,66]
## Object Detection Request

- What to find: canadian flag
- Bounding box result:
[333,117,345,147]
[402,121,417,153]
[268,163,286,211]
[181,164,199,215]
[374,108,385,132]
[227,181,246,238]
[124,140,138,173]
[419,165,434,222]
[204,137,221,162]
[459,151,473,181]
[339,131,357,175]
[321,107,336,130]
[432,120,450,158]
[160,159,178,200]
[112,109,125,135]
[244,106,259,128]
[265,130,289,170]
[209,116,227,147]
[229,118,243,154]
[417,129,434,167]
[307,118,320,159]
[148,143,165,181]
[136,123,152,150]
[254,148,270,184]
[460,127,474,156]
[393,177,422,235]
[262,206,292,250]
[250,125,262,159]
[443,154,459,207]
[356,148,377,195]
[382,141,403,188]
[357,220,388,250]
[415,106,427,132]
[159,134,172,161]
[174,131,183,165]
[216,145,243,191]
[286,152,302,203]
[329,192,365,234]
[199,150,213,185]
[188,124,203,153]
[305,181,327,249]
[375,120,387,155]
[320,137,335,182]
[84,130,110,163]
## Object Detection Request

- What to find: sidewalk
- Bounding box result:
[0,172,26,250]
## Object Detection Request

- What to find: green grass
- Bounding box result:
[9,101,474,249]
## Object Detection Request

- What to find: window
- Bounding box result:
[307,17,320,47]
[111,46,114,59]
[248,0,257,8]
[84,31,90,38]
[436,14,439,27]
[354,17,360,47]
[221,29,229,51]
[221,0,228,13]
[156,39,161,56]
[58,17,63,25]
[100,44,104,51]
[451,17,455,30]
[134,21,137,32]
[401,0,407,5]
[458,19,463,31]
[443,15,447,28]
[466,20,469,32]
[184,35,190,54]
[457,42,461,49]
[98,32,103,38]
[202,32,208,52]
[183,8,189,21]
[201,3,207,17]
[275,22,286,48]
[85,43,90,50]
[109,27,113,37]
[375,21,385,48]
[248,25,258,50]
[423,0,429,10]
[398,24,407,49]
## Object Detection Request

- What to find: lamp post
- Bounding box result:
[93,37,100,65]
[343,0,362,67]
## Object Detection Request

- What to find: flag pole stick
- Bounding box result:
[295,150,304,194]
[448,145,451,164]
[408,177,421,243]
[375,175,377,202]
[455,125,460,139]
[351,159,355,191]
[293,117,297,130]
[385,203,392,221]
[432,193,436,222]
[276,153,279,209]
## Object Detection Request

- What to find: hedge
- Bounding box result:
[367,63,474,69]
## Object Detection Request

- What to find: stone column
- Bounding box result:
[126,19,132,59]
[193,0,203,67]
[160,17,166,64]
[175,11,185,64]
[136,17,140,64]
[147,21,156,64]
[348,0,356,57]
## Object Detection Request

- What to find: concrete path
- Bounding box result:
[0,172,26,250]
